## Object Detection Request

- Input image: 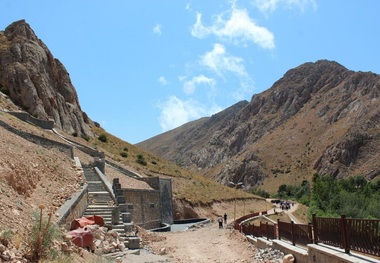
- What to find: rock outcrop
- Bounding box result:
[0,20,92,136]
[138,60,380,190]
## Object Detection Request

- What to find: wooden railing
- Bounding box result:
[313,214,380,257]
[235,213,380,258]
[277,220,312,247]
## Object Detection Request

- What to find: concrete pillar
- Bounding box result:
[122,212,132,223]
[127,237,141,249]
[119,203,128,212]
[112,207,120,225]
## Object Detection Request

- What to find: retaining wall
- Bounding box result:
[106,160,141,178]
[124,188,161,229]
[57,184,88,230]
[246,236,380,263]
[7,111,55,129]
[0,119,74,158]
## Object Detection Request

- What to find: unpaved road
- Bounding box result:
[122,222,257,263]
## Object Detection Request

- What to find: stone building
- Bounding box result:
[113,176,173,230]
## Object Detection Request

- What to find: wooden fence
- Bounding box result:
[235,213,380,258]
[312,214,380,257]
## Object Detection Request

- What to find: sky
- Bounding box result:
[1,0,379,144]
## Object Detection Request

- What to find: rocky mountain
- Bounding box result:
[0,20,92,136]
[138,60,380,192]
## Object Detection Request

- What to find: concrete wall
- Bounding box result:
[159,178,173,224]
[7,111,55,129]
[124,188,161,229]
[307,244,380,263]
[106,160,141,178]
[57,184,88,230]
[246,236,380,263]
[0,119,74,158]
[136,177,174,225]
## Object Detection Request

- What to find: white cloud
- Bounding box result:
[191,13,211,38]
[191,6,275,49]
[182,75,216,95]
[158,76,168,85]
[252,0,317,15]
[201,43,247,77]
[158,96,207,131]
[153,24,162,35]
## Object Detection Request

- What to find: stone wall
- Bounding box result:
[7,111,55,129]
[159,178,174,224]
[56,184,88,230]
[123,189,161,229]
[105,160,141,178]
[0,119,74,158]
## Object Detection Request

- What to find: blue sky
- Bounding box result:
[1,0,379,144]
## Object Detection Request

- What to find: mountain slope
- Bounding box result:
[138,100,248,168]
[0,20,92,136]
[138,60,380,192]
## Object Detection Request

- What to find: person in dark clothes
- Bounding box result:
[218,216,223,229]
[224,213,227,225]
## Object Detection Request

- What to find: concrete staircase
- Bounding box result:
[82,165,136,248]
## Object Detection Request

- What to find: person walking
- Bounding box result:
[218,216,223,229]
[224,213,227,225]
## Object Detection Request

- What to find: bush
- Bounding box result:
[98,134,108,143]
[136,154,147,166]
[251,187,270,198]
[123,147,128,152]
[28,205,61,261]
[81,134,90,141]
[120,152,128,158]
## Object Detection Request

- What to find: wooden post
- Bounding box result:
[308,222,313,244]
[291,220,295,246]
[312,213,318,244]
[341,215,350,254]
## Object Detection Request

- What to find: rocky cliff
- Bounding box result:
[138,60,380,191]
[0,20,92,136]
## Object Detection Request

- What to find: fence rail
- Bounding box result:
[235,212,380,258]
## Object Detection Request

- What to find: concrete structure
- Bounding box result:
[247,236,380,263]
[113,177,174,230]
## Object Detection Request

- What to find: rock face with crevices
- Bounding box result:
[0,20,92,136]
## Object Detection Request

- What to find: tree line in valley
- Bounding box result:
[252,174,380,219]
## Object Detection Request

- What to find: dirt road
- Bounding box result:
[122,222,257,263]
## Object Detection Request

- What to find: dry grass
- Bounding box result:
[292,203,310,224]
[84,126,262,205]
[0,31,10,51]
[0,95,262,207]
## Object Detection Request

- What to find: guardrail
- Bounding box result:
[236,213,380,258]
[312,214,380,257]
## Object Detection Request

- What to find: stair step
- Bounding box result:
[82,165,135,246]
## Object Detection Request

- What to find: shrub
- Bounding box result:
[120,152,128,158]
[27,205,61,261]
[98,134,107,142]
[0,228,13,246]
[123,147,128,152]
[0,84,9,96]
[136,154,147,166]
[81,134,90,141]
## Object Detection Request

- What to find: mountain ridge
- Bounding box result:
[138,60,380,192]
